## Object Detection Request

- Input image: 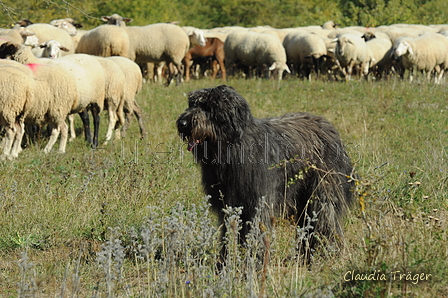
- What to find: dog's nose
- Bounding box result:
[178,119,188,128]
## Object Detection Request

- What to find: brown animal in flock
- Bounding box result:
[183,37,226,81]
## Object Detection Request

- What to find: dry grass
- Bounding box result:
[0,77,447,297]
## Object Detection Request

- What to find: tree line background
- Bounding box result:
[0,0,447,29]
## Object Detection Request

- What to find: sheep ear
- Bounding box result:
[330,38,338,44]
[123,18,133,23]
[39,43,47,48]
[101,16,110,22]
[348,39,355,45]
[403,41,413,55]
[60,46,70,52]
[268,62,277,71]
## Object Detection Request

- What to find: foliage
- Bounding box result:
[339,0,448,26]
[1,0,448,28]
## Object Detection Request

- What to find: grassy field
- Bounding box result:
[0,77,447,297]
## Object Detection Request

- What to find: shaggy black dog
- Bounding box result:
[177,85,356,262]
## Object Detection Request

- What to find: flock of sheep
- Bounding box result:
[1,14,448,159]
[0,18,149,160]
[215,20,448,82]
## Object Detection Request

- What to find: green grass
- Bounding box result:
[0,77,447,297]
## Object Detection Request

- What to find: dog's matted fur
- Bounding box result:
[177,85,355,260]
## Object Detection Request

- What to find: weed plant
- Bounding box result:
[0,76,447,297]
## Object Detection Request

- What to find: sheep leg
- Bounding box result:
[173,62,184,86]
[219,59,226,81]
[165,62,178,86]
[154,62,165,83]
[121,112,130,138]
[408,67,415,83]
[312,56,319,78]
[437,69,444,84]
[433,66,443,84]
[184,58,192,82]
[121,101,146,139]
[361,62,370,81]
[10,122,25,159]
[58,122,68,153]
[113,101,126,141]
[133,101,147,139]
[211,60,219,79]
[79,110,92,145]
[176,63,183,86]
[346,61,355,81]
[104,107,117,145]
[90,105,101,148]
[68,114,76,142]
[1,125,16,159]
[44,126,61,154]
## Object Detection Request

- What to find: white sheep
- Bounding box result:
[101,14,190,85]
[0,60,35,159]
[72,29,87,49]
[182,26,207,47]
[49,18,82,35]
[107,56,147,140]
[393,33,448,84]
[32,39,69,58]
[322,20,339,30]
[23,35,39,48]
[54,54,107,147]
[376,25,433,43]
[283,31,328,80]
[25,23,75,55]
[1,41,107,147]
[333,33,370,80]
[101,14,132,27]
[48,19,78,36]
[76,25,131,58]
[364,35,393,79]
[91,56,126,144]
[224,30,290,81]
[0,27,35,45]
[0,42,79,154]
[78,55,145,145]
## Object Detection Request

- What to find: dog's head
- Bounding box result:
[177,85,253,151]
